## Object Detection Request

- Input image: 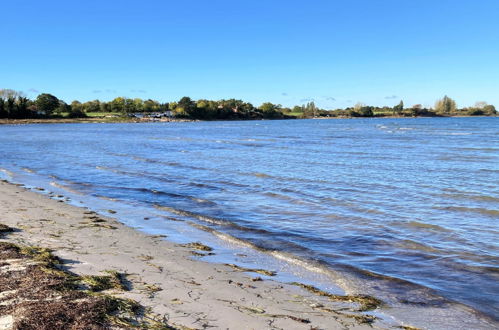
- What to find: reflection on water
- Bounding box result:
[1,117,498,324]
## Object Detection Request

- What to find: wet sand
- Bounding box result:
[0,180,396,329]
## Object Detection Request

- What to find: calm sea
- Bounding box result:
[1,117,498,327]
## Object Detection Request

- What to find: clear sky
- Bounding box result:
[1,0,498,109]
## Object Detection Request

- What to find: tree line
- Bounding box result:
[0,89,496,120]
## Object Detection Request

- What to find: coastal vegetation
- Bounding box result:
[0,88,496,122]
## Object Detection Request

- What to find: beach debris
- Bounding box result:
[143,283,162,297]
[171,298,183,305]
[224,263,276,276]
[146,262,163,272]
[0,224,14,235]
[138,254,154,261]
[289,282,382,311]
[149,234,168,239]
[78,220,118,230]
[0,239,175,329]
[218,299,311,324]
[19,245,60,265]
[107,209,117,214]
[179,242,213,251]
[189,251,215,257]
[81,270,129,292]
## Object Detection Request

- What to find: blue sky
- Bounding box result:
[1,0,498,108]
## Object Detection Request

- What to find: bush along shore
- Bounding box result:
[0,88,496,123]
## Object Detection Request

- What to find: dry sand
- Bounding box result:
[0,180,404,329]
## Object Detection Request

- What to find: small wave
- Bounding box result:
[95,194,119,202]
[49,181,85,195]
[0,168,14,180]
[154,205,292,239]
[112,186,216,205]
[187,222,347,283]
[21,167,36,173]
[439,206,499,217]
[131,156,209,171]
[479,168,499,173]
[186,220,455,306]
[189,222,259,250]
[396,239,443,254]
[404,221,451,232]
[154,205,233,226]
[438,193,499,204]
[250,172,272,178]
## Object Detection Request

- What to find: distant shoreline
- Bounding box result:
[0,114,496,125]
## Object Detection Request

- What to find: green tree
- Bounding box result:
[68,104,87,118]
[259,102,283,118]
[176,96,196,117]
[0,98,5,118]
[393,100,404,115]
[123,98,136,113]
[16,96,31,118]
[82,100,101,113]
[435,95,456,115]
[6,97,16,118]
[303,102,318,117]
[359,106,374,117]
[35,93,59,116]
[110,97,125,112]
[55,100,71,115]
[483,104,496,115]
[133,98,144,112]
[143,99,160,112]
[100,102,111,112]
[474,101,496,115]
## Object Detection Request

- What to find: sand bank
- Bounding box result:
[0,180,407,329]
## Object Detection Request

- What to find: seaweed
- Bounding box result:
[0,240,175,329]
[0,224,14,234]
[81,270,129,292]
[289,282,382,311]
[19,246,61,265]
[224,263,277,276]
[179,242,213,251]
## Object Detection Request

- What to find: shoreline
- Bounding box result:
[0,115,496,125]
[1,173,497,329]
[0,179,393,329]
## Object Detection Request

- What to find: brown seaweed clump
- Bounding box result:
[290,282,382,312]
[224,263,277,277]
[0,225,175,329]
[179,242,213,251]
[0,224,14,235]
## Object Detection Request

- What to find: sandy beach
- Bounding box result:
[0,180,398,329]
